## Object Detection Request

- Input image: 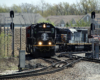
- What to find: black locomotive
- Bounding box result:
[55,27,92,52]
[26,23,56,57]
[26,22,92,58]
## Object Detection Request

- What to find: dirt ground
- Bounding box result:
[15,61,100,80]
[0,57,100,80]
[0,57,18,73]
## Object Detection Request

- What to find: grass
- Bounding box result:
[0,31,12,57]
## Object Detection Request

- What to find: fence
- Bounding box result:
[0,26,1,56]
[0,27,26,57]
[0,27,12,57]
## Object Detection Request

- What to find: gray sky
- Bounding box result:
[0,0,80,7]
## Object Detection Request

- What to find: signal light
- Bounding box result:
[91,11,95,19]
[10,10,14,18]
[43,24,46,28]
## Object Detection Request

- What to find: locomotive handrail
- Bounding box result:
[36,37,55,44]
[27,37,36,44]
[67,43,92,45]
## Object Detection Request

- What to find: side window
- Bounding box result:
[28,30,30,34]
[27,29,30,37]
[51,28,54,33]
[31,29,33,36]
[34,28,36,33]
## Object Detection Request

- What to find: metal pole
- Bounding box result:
[95,42,99,59]
[0,26,1,54]
[13,18,14,57]
[20,26,22,50]
[4,21,5,56]
[12,16,14,57]
[92,32,94,58]
[92,19,94,59]
[7,24,8,56]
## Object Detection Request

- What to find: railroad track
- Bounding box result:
[1,52,100,80]
[0,56,82,79]
[58,52,100,64]
[41,57,61,64]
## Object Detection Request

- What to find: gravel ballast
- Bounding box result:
[4,61,100,80]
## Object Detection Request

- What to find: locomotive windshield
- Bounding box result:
[33,24,55,34]
[39,28,54,33]
[38,27,54,33]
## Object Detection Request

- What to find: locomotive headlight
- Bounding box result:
[38,41,42,45]
[48,42,52,45]
[43,24,46,28]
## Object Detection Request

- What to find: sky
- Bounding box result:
[0,0,80,7]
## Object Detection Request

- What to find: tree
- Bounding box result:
[0,0,100,16]
[66,22,69,27]
[19,3,35,13]
[38,19,55,26]
[11,4,21,13]
[63,2,69,15]
[76,0,99,14]
[76,20,90,27]
[69,4,77,15]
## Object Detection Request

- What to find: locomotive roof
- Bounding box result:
[56,27,77,33]
[76,28,88,31]
[69,28,77,33]
[32,23,55,28]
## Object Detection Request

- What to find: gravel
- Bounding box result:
[4,61,100,80]
[1,54,100,80]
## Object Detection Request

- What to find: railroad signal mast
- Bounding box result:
[90,11,99,59]
[91,11,95,59]
[10,10,14,57]
[91,11,95,35]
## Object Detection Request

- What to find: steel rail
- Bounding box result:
[62,53,100,64]
[0,58,82,79]
[41,58,61,64]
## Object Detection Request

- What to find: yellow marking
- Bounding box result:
[56,43,92,45]
[33,45,56,47]
[67,43,92,45]
[56,43,65,44]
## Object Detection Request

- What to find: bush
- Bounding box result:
[38,19,55,26]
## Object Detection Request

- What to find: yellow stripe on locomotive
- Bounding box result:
[67,43,92,45]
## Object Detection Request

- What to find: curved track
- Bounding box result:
[0,57,82,79]
[1,52,100,79]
